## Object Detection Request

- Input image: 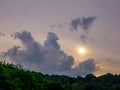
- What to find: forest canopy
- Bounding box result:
[0,61,120,90]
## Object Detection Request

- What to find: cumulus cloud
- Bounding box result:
[71,59,98,76]
[44,32,60,50]
[3,31,98,76]
[5,31,44,67]
[0,32,5,36]
[79,59,98,75]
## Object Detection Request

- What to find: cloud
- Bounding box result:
[5,31,44,66]
[79,59,98,75]
[50,22,68,29]
[70,16,97,44]
[81,16,97,31]
[49,16,96,44]
[50,24,56,29]
[44,32,60,50]
[71,59,98,76]
[70,18,81,31]
[70,16,97,32]
[80,34,88,44]
[0,32,5,36]
[3,31,98,76]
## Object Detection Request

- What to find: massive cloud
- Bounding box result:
[3,31,98,76]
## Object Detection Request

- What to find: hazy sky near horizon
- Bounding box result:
[0,0,120,76]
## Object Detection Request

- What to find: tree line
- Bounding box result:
[0,61,120,90]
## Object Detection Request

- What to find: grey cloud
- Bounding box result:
[44,32,60,50]
[80,34,88,44]
[50,24,56,29]
[14,31,34,42]
[3,31,98,76]
[57,23,65,28]
[4,46,22,63]
[4,31,74,74]
[70,16,97,44]
[5,31,44,65]
[70,18,81,31]
[42,32,74,74]
[79,59,98,73]
[70,16,97,31]
[79,34,93,44]
[0,32,5,36]
[0,52,6,60]
[71,59,98,76]
[50,22,68,29]
[50,16,97,44]
[81,16,97,31]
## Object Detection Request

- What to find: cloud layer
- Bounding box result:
[3,31,98,76]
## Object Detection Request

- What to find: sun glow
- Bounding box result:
[78,47,86,55]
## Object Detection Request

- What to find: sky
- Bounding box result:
[0,0,120,76]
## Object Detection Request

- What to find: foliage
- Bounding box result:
[0,62,64,90]
[0,61,120,90]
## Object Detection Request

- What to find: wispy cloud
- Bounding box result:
[50,22,67,29]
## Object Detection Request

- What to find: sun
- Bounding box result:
[78,47,86,55]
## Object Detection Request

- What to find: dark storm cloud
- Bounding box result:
[0,32,5,36]
[3,31,98,76]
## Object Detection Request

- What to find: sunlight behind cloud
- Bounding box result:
[78,47,86,55]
